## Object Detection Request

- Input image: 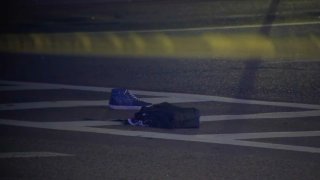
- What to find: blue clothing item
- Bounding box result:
[127,118,148,127]
[109,88,152,110]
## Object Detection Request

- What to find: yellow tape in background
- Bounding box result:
[0,32,319,60]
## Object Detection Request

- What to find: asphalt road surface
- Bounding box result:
[2,0,319,33]
[1,0,320,180]
[1,53,320,179]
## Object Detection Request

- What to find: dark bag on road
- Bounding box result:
[134,102,200,129]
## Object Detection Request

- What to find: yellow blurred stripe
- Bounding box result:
[0,32,319,60]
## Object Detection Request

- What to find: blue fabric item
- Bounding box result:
[134,102,200,129]
[109,88,152,110]
[127,118,148,127]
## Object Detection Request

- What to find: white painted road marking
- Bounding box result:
[200,110,320,122]
[107,21,320,33]
[0,97,224,111]
[1,99,320,122]
[1,119,320,154]
[1,80,320,110]
[0,100,108,111]
[0,152,73,158]
[1,80,320,123]
[1,80,320,153]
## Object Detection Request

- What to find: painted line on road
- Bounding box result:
[1,80,319,153]
[1,99,320,123]
[0,80,113,92]
[0,97,226,111]
[1,80,320,124]
[0,100,108,111]
[78,126,320,154]
[215,139,320,154]
[111,21,320,33]
[200,110,320,122]
[1,119,320,154]
[0,152,73,159]
[196,131,320,140]
[43,120,122,127]
[1,80,320,110]
[0,85,65,91]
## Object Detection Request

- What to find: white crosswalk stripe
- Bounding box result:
[1,80,320,153]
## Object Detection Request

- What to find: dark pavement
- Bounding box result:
[1,0,320,179]
[2,0,319,33]
[1,52,320,180]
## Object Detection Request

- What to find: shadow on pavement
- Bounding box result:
[236,0,280,99]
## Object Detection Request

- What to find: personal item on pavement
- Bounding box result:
[108,88,152,110]
[131,102,200,129]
